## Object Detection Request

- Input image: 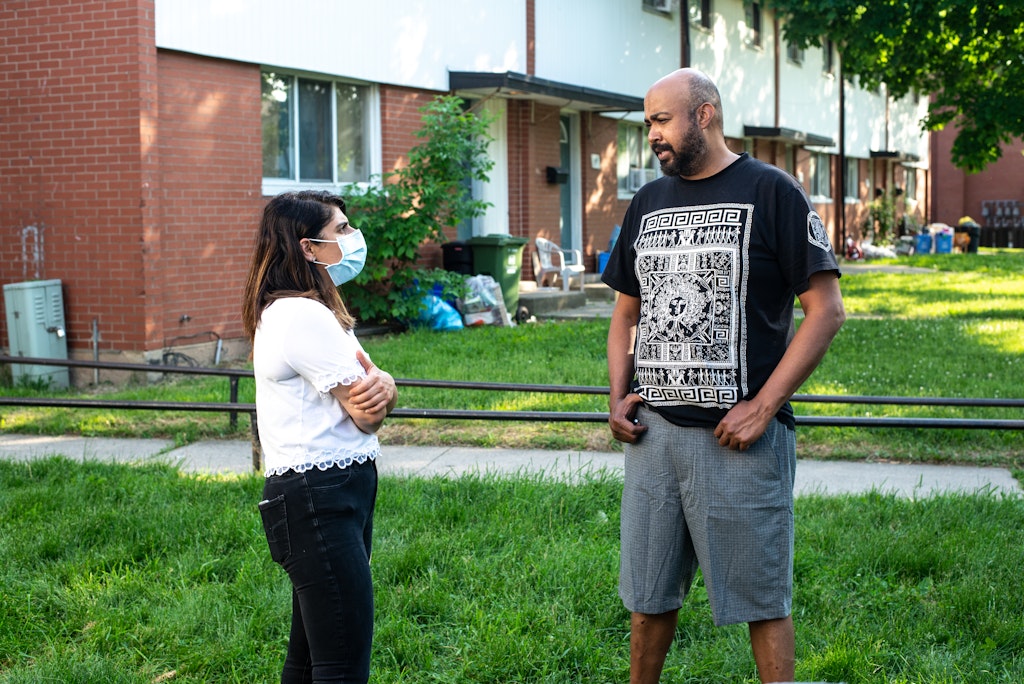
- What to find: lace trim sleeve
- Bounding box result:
[314,369,364,398]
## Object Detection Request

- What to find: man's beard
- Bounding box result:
[654,124,709,178]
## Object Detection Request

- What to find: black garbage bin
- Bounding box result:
[966,223,981,254]
[956,220,981,254]
[441,241,474,274]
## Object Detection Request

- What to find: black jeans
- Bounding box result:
[259,459,378,684]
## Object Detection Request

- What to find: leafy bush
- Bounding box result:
[341,96,495,324]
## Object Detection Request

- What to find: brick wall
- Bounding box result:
[380,85,433,174]
[379,84,445,268]
[0,0,155,353]
[930,126,964,225]
[156,50,263,357]
[507,102,564,280]
[580,112,633,269]
[0,1,266,368]
[525,103,564,245]
[931,125,1024,226]
[506,100,532,275]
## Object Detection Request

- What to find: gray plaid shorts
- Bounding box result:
[619,405,796,626]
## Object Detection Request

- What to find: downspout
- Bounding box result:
[680,0,691,67]
[526,0,535,76]
[838,59,846,252]
[773,14,780,128]
[884,83,892,196]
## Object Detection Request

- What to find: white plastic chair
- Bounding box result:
[531,237,586,291]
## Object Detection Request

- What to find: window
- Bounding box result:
[904,166,917,202]
[844,157,859,201]
[809,152,831,200]
[783,144,796,177]
[787,42,804,65]
[643,0,672,15]
[744,2,762,48]
[690,0,712,29]
[261,70,376,189]
[617,123,660,195]
[823,38,836,76]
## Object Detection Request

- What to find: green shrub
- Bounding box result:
[342,96,495,324]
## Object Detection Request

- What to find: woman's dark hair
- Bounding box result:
[242,190,354,339]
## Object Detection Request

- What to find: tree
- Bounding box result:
[341,95,494,324]
[767,1,1024,172]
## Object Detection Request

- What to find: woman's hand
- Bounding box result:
[329,350,397,434]
[350,350,397,414]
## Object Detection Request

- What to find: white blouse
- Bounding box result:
[253,297,380,477]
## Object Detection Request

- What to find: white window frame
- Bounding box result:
[260,69,381,197]
[786,42,804,65]
[617,122,661,198]
[743,2,763,49]
[690,0,713,30]
[809,152,832,202]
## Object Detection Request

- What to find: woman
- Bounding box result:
[242,190,397,683]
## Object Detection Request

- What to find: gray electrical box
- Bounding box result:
[3,279,70,389]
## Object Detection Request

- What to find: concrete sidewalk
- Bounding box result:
[0,434,1019,498]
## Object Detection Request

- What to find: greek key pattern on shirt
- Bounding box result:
[633,204,751,408]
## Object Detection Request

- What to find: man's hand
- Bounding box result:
[713,399,772,451]
[714,270,844,451]
[609,393,648,444]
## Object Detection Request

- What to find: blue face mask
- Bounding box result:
[311,230,367,286]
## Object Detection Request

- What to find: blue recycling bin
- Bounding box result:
[935,232,953,254]
[915,233,933,254]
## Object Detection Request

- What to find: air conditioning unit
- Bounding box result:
[3,279,69,388]
[628,168,656,191]
[651,0,672,13]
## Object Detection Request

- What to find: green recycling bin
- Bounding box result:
[467,234,528,314]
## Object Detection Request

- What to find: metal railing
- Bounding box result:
[2,356,1022,471]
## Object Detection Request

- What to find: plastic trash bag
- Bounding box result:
[417,294,464,331]
[461,275,512,326]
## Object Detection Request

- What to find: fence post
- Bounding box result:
[249,411,262,473]
[229,377,239,429]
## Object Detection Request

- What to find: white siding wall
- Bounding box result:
[688,0,774,140]
[155,0,929,168]
[155,0,525,90]
[533,0,679,100]
[689,3,838,147]
[778,42,840,150]
[890,93,931,162]
[845,83,889,158]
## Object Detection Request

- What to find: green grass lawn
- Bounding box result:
[1,457,1021,683]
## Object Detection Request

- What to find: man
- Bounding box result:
[602,68,845,683]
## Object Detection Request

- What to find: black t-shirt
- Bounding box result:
[602,153,840,428]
